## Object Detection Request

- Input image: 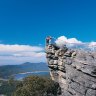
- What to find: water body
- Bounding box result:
[14,71,50,80]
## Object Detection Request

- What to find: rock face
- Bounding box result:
[45,44,96,96]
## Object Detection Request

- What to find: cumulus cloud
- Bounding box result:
[1,36,96,65]
[89,42,96,47]
[0,44,46,65]
[88,42,96,49]
[55,36,96,50]
[55,36,82,48]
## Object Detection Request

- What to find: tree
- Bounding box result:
[13,76,61,96]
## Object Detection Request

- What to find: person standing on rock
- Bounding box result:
[46,36,56,45]
[49,37,56,46]
[46,36,51,46]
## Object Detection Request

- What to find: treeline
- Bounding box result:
[0,76,61,96]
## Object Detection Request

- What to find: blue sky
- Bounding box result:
[0,0,96,65]
[0,0,96,45]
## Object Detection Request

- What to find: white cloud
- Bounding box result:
[1,36,96,65]
[55,36,82,48]
[89,42,96,47]
[55,36,96,50]
[88,42,96,50]
[0,44,43,52]
[0,44,46,65]
[68,38,82,44]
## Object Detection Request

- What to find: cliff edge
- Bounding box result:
[45,44,96,96]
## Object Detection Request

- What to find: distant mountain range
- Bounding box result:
[0,62,49,79]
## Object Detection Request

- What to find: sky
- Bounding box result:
[0,0,96,65]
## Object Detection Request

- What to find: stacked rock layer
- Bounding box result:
[45,44,96,96]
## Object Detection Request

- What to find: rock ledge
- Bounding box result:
[46,44,96,96]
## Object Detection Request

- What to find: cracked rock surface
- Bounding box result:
[45,44,96,96]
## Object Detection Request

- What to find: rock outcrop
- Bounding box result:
[45,44,96,96]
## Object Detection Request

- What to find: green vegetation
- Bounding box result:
[0,78,19,96]
[0,62,48,79]
[13,76,61,96]
[0,76,61,96]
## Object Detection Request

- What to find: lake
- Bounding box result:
[14,71,50,80]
